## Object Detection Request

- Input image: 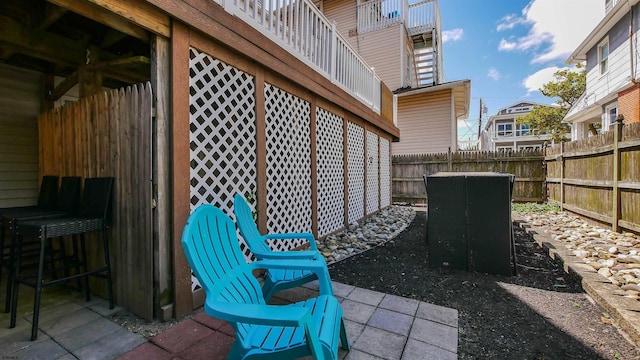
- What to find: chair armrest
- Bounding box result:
[205,300,310,327]
[256,250,320,260]
[263,233,318,251]
[252,259,333,296]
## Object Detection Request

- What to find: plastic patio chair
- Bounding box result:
[234,194,325,300]
[182,204,349,359]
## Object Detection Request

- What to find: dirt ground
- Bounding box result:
[328,209,640,360]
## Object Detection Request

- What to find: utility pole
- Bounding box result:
[477,98,483,139]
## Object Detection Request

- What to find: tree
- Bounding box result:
[518,63,586,142]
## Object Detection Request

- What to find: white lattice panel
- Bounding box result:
[380,137,391,208]
[347,122,365,223]
[264,83,312,250]
[316,107,345,236]
[189,48,257,291]
[366,131,379,214]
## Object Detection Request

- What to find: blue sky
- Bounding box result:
[438,0,604,141]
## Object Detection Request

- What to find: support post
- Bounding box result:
[560,142,565,211]
[612,115,625,232]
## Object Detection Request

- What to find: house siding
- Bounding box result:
[392,89,452,155]
[585,10,637,105]
[323,0,357,47]
[355,24,404,91]
[0,63,41,207]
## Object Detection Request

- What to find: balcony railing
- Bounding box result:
[221,0,381,113]
[490,128,543,139]
[357,0,438,36]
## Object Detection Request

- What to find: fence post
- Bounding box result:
[612,115,624,232]
[560,142,565,211]
[447,147,452,171]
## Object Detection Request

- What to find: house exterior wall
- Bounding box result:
[324,0,407,91]
[0,63,41,207]
[354,24,405,91]
[392,89,452,155]
[323,0,357,47]
[481,102,551,151]
[584,12,633,107]
[618,83,640,124]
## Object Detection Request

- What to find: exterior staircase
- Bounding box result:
[412,33,436,86]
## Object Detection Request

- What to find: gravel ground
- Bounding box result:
[329,209,640,359]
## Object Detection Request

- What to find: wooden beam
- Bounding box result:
[47,0,153,41]
[84,0,170,37]
[0,17,149,84]
[0,15,84,66]
[49,70,78,102]
[41,4,69,29]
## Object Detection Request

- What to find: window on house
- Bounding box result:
[497,123,513,136]
[405,51,411,87]
[605,104,618,129]
[598,38,609,75]
[496,146,514,152]
[519,125,530,136]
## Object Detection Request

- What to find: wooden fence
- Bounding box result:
[392,149,545,204]
[38,83,153,319]
[546,121,640,234]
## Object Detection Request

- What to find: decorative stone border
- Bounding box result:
[513,214,640,347]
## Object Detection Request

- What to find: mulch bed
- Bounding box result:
[329,209,640,359]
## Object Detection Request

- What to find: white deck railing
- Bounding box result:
[357,0,438,36]
[221,0,381,113]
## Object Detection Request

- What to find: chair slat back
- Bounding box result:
[234,194,271,255]
[182,204,264,343]
[78,177,114,223]
[37,176,59,209]
[57,177,82,213]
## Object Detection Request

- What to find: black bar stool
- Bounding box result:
[0,175,58,282]
[10,177,115,341]
[1,176,81,313]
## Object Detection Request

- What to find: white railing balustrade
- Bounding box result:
[491,128,541,139]
[357,0,437,36]
[222,0,381,113]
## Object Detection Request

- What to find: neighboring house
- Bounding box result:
[0,0,399,320]
[322,0,471,154]
[564,0,640,140]
[480,102,553,151]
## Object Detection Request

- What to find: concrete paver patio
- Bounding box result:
[1,280,458,359]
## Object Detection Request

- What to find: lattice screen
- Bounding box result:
[316,107,345,236]
[380,137,391,208]
[189,48,257,291]
[366,131,379,214]
[347,122,365,223]
[264,83,312,250]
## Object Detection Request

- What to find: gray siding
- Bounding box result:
[0,64,42,207]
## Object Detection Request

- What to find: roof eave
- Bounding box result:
[566,0,639,64]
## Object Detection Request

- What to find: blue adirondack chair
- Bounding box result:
[234,194,324,300]
[182,205,349,359]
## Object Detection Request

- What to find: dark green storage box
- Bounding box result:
[426,172,515,276]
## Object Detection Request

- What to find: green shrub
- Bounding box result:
[512,202,561,213]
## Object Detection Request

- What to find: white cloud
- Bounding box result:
[487,67,501,81]
[498,0,604,63]
[443,28,463,43]
[522,66,577,94]
[496,14,527,31]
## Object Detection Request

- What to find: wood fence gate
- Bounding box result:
[38,83,153,319]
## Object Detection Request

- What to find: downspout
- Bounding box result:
[631,1,638,83]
